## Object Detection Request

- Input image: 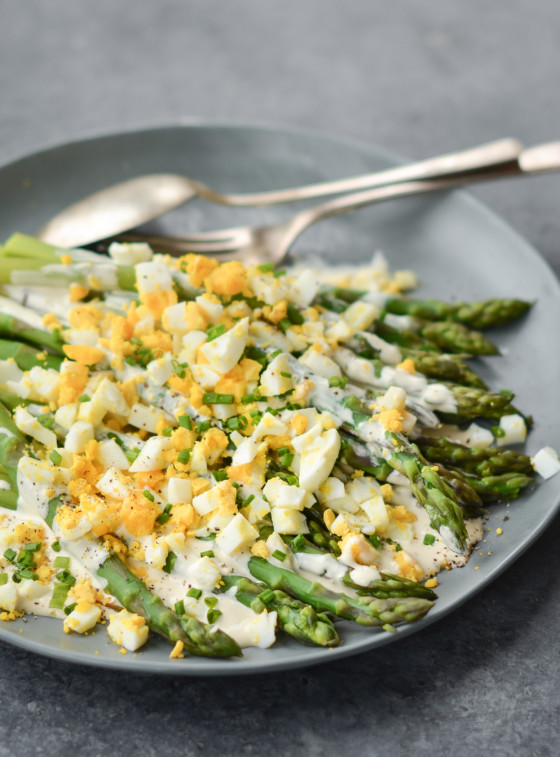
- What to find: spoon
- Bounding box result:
[36,139,522,249]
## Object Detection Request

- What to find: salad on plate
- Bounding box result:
[0,232,556,660]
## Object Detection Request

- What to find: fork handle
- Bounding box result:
[197,138,523,206]
[275,142,560,258]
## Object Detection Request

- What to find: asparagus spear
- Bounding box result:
[97,553,242,657]
[286,534,438,600]
[433,465,484,510]
[439,385,519,421]
[320,286,532,330]
[384,297,532,330]
[419,321,499,355]
[220,574,340,647]
[249,557,434,627]
[398,348,487,389]
[0,338,63,371]
[372,319,441,353]
[464,472,533,501]
[415,435,533,477]
[0,308,64,354]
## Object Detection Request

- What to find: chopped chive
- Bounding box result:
[200,550,215,558]
[278,318,292,334]
[272,549,286,562]
[213,470,228,482]
[204,596,218,608]
[280,371,292,379]
[270,349,283,359]
[258,262,275,273]
[395,544,403,552]
[285,475,299,486]
[38,414,55,429]
[156,504,173,525]
[143,489,155,502]
[23,542,41,552]
[177,449,191,464]
[130,336,143,346]
[203,392,234,405]
[56,570,76,587]
[277,446,291,455]
[207,609,222,624]
[175,600,185,616]
[287,304,304,325]
[492,425,506,438]
[51,541,61,553]
[161,427,173,437]
[178,415,192,429]
[273,269,286,278]
[49,582,70,609]
[280,452,294,467]
[45,495,62,529]
[54,556,70,569]
[195,421,211,434]
[78,394,91,403]
[17,568,39,581]
[242,494,255,507]
[172,359,188,378]
[225,415,248,431]
[206,323,226,342]
[241,391,262,404]
[125,448,140,463]
[329,376,349,388]
[49,450,63,466]
[423,534,436,546]
[163,551,177,574]
[0,573,7,585]
[291,533,307,551]
[64,602,78,615]
[187,587,202,599]
[3,548,16,563]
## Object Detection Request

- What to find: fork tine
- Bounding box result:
[117,228,252,255]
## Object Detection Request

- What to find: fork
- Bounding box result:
[118,142,560,266]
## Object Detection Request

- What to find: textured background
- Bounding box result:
[1,1,559,755]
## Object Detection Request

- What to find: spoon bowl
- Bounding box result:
[37,174,196,248]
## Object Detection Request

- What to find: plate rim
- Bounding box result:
[1,120,559,676]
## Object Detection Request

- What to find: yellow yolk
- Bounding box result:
[58,361,89,404]
[180,254,219,288]
[63,344,105,366]
[206,261,246,295]
[375,409,404,433]
[140,289,178,319]
[68,304,103,329]
[120,491,160,537]
[396,358,415,374]
[69,284,89,302]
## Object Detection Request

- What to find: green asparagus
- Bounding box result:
[220,574,340,647]
[249,557,434,627]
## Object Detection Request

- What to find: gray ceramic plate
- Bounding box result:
[0,123,559,675]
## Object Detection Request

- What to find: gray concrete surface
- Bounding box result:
[1,1,559,754]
